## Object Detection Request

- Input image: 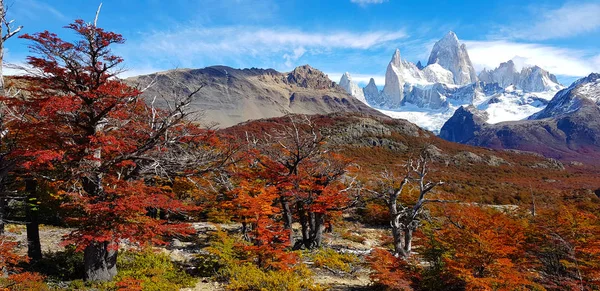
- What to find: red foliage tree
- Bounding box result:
[247,116,353,249]
[434,205,539,290]
[5,20,202,281]
[0,236,47,290]
[527,205,600,290]
[366,248,416,291]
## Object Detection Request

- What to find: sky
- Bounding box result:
[4,0,600,86]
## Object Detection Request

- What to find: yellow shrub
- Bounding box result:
[311,248,358,273]
[225,263,322,291]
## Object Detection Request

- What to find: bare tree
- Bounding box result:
[0,0,20,235]
[369,153,447,258]
[0,0,22,94]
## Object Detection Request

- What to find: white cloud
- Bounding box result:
[464,40,600,77]
[283,47,306,68]
[350,0,388,5]
[327,72,385,86]
[126,27,407,68]
[501,2,600,40]
[10,0,66,21]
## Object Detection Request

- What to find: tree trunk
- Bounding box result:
[312,213,325,248]
[403,228,413,257]
[280,196,294,246]
[84,241,117,282]
[25,179,41,262]
[391,224,403,257]
[0,2,4,97]
[297,203,311,249]
[0,196,4,235]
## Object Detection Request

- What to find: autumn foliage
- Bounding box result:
[2,11,600,291]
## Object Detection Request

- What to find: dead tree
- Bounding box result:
[0,0,22,94]
[370,154,446,258]
[0,0,21,235]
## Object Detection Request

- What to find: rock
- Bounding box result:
[453,151,483,164]
[127,65,381,128]
[171,238,185,248]
[381,49,428,108]
[487,155,509,167]
[339,72,367,104]
[403,83,450,109]
[427,31,478,85]
[478,60,562,92]
[286,64,336,89]
[363,78,380,105]
[416,61,424,70]
[439,105,488,143]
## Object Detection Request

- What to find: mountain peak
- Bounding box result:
[416,61,424,70]
[391,49,402,66]
[341,72,351,82]
[442,31,459,43]
[363,77,379,105]
[427,31,477,85]
[339,72,366,103]
[286,65,335,89]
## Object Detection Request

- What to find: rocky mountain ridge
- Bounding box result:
[127,65,380,128]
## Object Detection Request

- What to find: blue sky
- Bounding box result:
[5,0,600,86]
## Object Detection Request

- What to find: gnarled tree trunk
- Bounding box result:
[84,241,117,282]
[280,196,294,246]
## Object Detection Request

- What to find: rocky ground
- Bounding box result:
[5,222,386,290]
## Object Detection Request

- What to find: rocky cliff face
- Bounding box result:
[381,49,426,107]
[339,72,367,104]
[439,105,488,143]
[427,31,478,85]
[127,65,381,128]
[363,78,380,105]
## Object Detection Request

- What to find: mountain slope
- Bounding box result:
[225,112,600,205]
[439,73,600,163]
[127,65,380,127]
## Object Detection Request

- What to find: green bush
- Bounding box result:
[35,245,85,281]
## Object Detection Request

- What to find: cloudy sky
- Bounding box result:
[5,0,600,86]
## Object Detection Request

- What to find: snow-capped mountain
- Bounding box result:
[345,31,564,134]
[439,73,600,164]
[479,60,562,92]
[529,73,600,120]
[339,72,367,104]
[427,31,478,85]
